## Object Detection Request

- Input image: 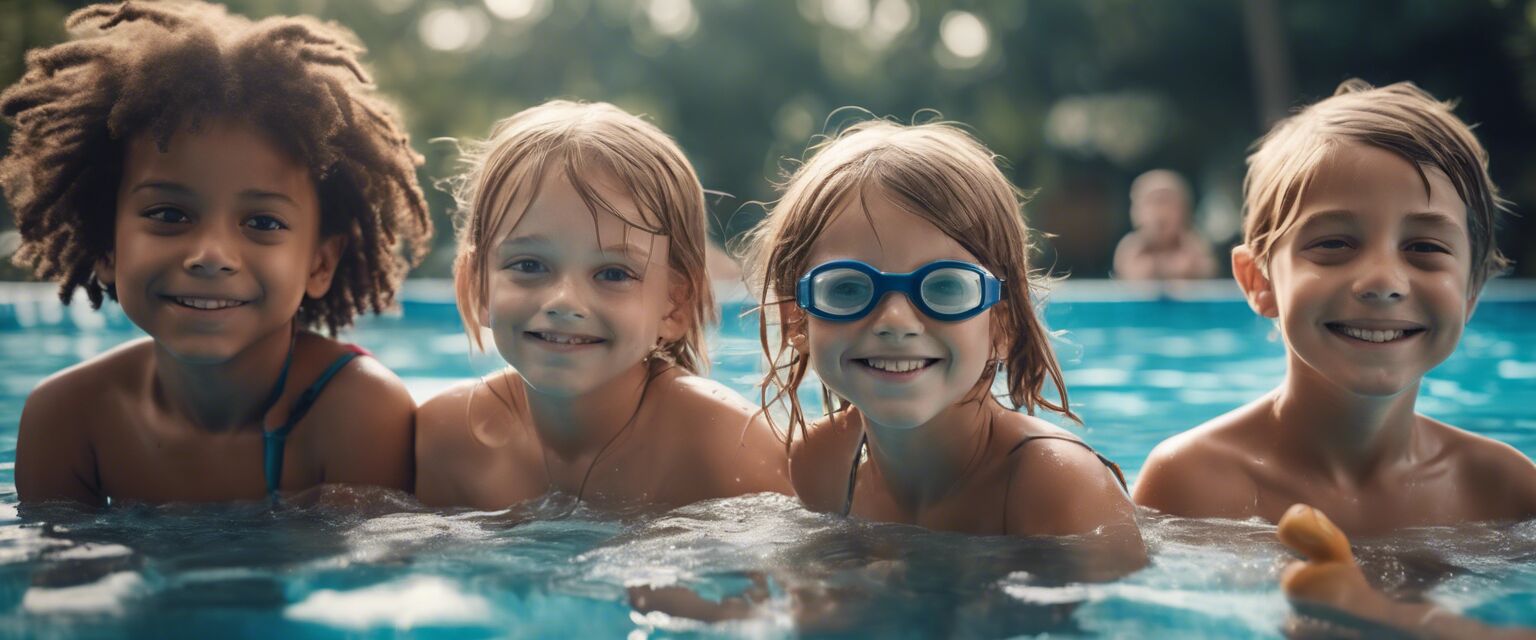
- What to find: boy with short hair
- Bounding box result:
[1133,79,1536,535]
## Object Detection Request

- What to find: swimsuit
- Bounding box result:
[841,432,1129,517]
[258,342,371,497]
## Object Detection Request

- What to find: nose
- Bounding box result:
[542,273,590,320]
[1353,248,1408,304]
[183,223,240,276]
[869,292,924,340]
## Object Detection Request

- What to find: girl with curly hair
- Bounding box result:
[4,1,432,505]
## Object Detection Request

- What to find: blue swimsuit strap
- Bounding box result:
[263,347,366,496]
[840,432,1128,517]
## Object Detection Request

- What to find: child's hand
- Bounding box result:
[1278,504,1381,609]
[1277,504,1535,640]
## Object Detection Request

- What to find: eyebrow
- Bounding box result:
[129,181,298,207]
[499,234,654,260]
[1296,209,1465,233]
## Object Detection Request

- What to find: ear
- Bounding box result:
[1465,291,1481,323]
[777,300,808,355]
[305,235,345,299]
[95,251,116,287]
[658,272,692,343]
[1231,245,1277,318]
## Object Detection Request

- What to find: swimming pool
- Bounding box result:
[1,280,1533,637]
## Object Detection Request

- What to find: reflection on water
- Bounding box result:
[2,491,1533,638]
[1,297,1534,636]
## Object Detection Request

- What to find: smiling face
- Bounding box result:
[484,169,683,398]
[799,190,996,430]
[100,119,338,364]
[1239,144,1476,397]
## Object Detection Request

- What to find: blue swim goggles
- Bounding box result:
[796,260,1004,322]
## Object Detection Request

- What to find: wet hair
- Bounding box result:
[446,100,715,374]
[1243,79,1510,289]
[0,1,432,334]
[741,119,1076,448]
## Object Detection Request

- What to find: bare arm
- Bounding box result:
[16,376,104,506]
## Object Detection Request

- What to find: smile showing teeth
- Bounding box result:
[860,358,935,373]
[529,331,602,345]
[1331,324,1417,344]
[172,296,246,310]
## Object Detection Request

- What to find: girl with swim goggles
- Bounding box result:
[744,119,1144,570]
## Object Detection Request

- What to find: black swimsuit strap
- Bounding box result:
[841,432,868,517]
[840,432,1128,517]
[1005,434,1129,494]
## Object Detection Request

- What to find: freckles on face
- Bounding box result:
[483,170,676,396]
[1267,144,1474,397]
[108,119,324,362]
[800,191,997,429]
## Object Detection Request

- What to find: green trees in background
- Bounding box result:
[5,0,1535,278]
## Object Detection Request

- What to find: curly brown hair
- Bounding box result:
[0,1,431,334]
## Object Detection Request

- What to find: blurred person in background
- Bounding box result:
[1112,169,1217,280]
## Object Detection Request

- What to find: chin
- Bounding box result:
[856,404,939,430]
[155,336,243,365]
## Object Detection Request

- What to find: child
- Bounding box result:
[742,119,1144,563]
[1112,169,1217,280]
[1134,80,1536,534]
[414,101,790,510]
[4,2,432,504]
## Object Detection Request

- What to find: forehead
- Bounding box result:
[120,119,315,200]
[808,188,978,271]
[1291,144,1468,233]
[498,169,664,256]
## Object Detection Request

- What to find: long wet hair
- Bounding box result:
[741,118,1076,448]
[0,1,432,335]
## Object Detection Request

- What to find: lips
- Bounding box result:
[525,330,605,346]
[163,295,250,310]
[1325,321,1426,345]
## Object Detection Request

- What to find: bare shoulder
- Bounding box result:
[1132,399,1267,519]
[657,371,765,440]
[24,337,152,424]
[999,413,1144,567]
[788,411,863,513]
[416,372,516,458]
[654,371,790,495]
[295,336,414,490]
[999,414,1129,529]
[1424,416,1536,518]
[16,337,152,505]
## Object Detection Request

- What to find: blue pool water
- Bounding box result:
[0,282,1533,638]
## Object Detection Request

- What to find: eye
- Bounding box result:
[1307,238,1352,251]
[595,266,638,283]
[505,258,548,274]
[143,206,191,224]
[1405,241,1450,254]
[244,214,289,232]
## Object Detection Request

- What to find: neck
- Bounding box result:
[523,360,654,463]
[860,396,1000,510]
[150,323,294,431]
[1270,357,1421,483]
